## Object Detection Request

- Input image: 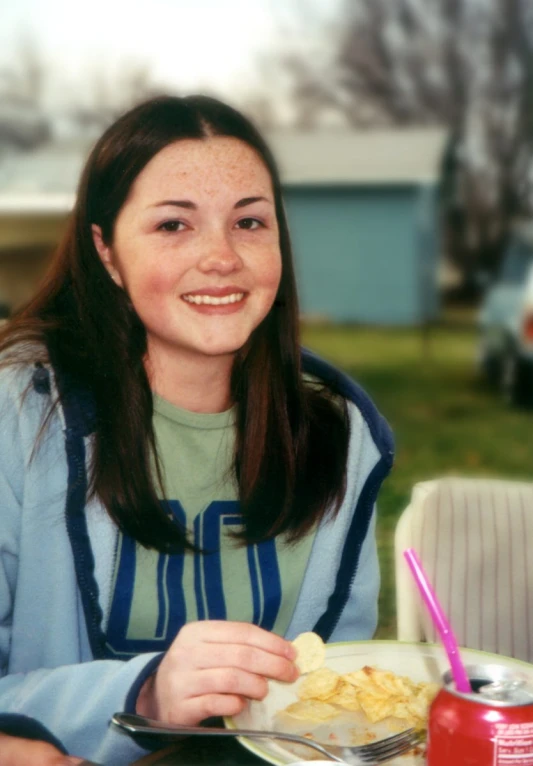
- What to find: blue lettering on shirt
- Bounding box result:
[105,500,282,658]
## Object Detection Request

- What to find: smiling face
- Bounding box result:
[92,136,282,390]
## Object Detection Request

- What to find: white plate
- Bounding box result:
[225,640,533,766]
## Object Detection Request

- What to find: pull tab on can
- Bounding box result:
[479,680,526,702]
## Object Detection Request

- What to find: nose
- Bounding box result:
[197,229,243,275]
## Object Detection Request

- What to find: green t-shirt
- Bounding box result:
[105,395,316,658]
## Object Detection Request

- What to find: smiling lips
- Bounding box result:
[182,292,245,306]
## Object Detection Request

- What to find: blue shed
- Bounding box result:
[267,129,446,325]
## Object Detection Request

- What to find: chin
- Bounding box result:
[202,343,244,358]
[189,337,240,356]
[196,332,256,358]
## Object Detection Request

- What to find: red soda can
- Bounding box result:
[427,663,533,766]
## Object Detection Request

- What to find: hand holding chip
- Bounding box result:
[135,620,299,725]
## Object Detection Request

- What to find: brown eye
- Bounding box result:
[158,220,186,232]
[236,218,263,230]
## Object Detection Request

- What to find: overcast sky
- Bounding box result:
[0,0,341,107]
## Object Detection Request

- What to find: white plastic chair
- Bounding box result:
[394,476,533,663]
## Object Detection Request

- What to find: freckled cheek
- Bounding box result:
[128,264,184,299]
[269,269,282,296]
[113,236,185,298]
[257,252,282,292]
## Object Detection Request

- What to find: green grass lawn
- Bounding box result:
[301,317,533,638]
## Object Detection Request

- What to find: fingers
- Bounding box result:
[170,693,248,724]
[146,663,276,724]
[0,733,85,766]
[178,621,296,660]
[174,621,297,683]
[179,666,269,701]
[178,639,298,683]
[137,621,300,726]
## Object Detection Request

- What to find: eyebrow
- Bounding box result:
[151,196,271,210]
[234,196,270,209]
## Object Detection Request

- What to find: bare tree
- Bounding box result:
[65,57,168,135]
[0,31,170,144]
[0,35,51,149]
[438,0,533,287]
[267,0,533,287]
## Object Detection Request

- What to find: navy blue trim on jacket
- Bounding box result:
[301,348,394,463]
[63,420,109,660]
[32,365,109,660]
[301,348,394,640]
[313,455,388,640]
[34,349,393,659]
[124,654,165,714]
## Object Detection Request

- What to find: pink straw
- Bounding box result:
[403,548,471,693]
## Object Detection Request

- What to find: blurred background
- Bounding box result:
[1,0,532,637]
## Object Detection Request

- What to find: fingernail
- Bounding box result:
[285,643,296,660]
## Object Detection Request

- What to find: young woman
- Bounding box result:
[0,95,393,765]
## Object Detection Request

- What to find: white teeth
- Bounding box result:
[182,292,244,306]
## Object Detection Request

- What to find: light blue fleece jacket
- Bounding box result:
[0,349,393,765]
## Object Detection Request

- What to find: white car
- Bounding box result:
[478,228,533,407]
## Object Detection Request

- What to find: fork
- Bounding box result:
[112,712,423,764]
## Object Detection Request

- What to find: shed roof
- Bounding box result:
[0,127,447,215]
[267,128,447,186]
[0,139,89,215]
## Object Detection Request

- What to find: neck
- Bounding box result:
[145,348,234,414]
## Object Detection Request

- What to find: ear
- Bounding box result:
[91,224,124,287]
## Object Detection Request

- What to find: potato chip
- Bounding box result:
[328,679,361,711]
[291,631,325,674]
[371,669,412,697]
[343,666,378,689]
[408,683,440,727]
[346,667,413,697]
[389,701,412,720]
[283,699,339,721]
[278,658,439,734]
[416,682,440,706]
[298,668,342,701]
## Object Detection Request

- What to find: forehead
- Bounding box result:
[129,136,274,201]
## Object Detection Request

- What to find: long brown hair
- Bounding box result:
[0,95,349,552]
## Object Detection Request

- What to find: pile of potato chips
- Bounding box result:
[284,632,439,732]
